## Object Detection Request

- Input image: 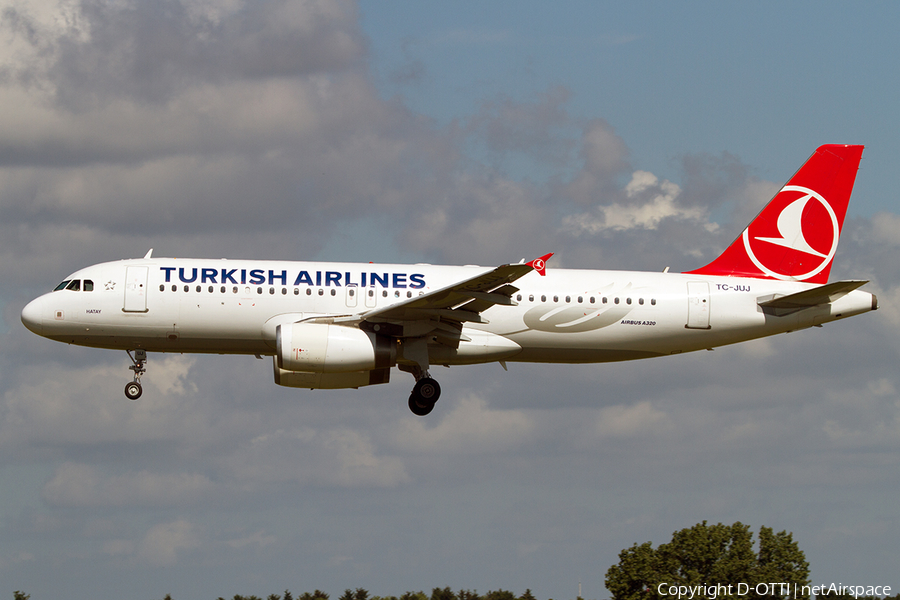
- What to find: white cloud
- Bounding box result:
[563,170,716,234]
[592,400,669,438]
[1,355,200,446]
[225,426,410,488]
[871,212,900,246]
[137,520,200,566]
[42,463,215,508]
[225,530,277,550]
[392,394,536,454]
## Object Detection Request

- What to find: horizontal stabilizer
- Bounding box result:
[758,280,868,311]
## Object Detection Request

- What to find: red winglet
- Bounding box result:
[527,253,553,276]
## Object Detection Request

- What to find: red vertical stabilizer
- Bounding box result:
[686,144,863,283]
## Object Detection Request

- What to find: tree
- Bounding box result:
[605,521,810,600]
[432,587,456,600]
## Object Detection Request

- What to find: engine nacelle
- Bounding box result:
[273,359,391,389]
[276,322,394,373]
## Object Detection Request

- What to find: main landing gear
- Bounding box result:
[407,374,441,416]
[400,338,442,416]
[124,349,147,400]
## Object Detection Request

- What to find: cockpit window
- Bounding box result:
[54,279,93,291]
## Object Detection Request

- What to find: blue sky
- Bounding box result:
[1,1,900,599]
[361,1,900,216]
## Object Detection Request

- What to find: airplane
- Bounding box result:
[21,144,877,416]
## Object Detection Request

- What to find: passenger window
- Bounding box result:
[651,298,657,306]
[159,284,165,292]
[84,280,94,291]
[257,287,262,295]
[577,296,583,303]
[541,295,546,302]
[66,280,81,291]
[639,298,644,305]
[565,296,571,303]
[282,288,287,295]
[331,289,337,296]
[318,289,324,296]
[589,297,595,304]
[171,285,177,292]
[294,288,299,295]
[196,285,202,293]
[517,294,522,301]
[529,295,534,302]
[306,288,312,296]
[184,285,189,292]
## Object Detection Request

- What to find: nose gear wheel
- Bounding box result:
[125,349,147,400]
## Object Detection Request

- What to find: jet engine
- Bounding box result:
[273,322,394,389]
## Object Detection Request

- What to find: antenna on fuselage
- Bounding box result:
[143,249,153,259]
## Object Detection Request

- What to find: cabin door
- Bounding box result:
[686,281,710,329]
[123,266,149,313]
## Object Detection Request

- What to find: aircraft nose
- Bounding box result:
[21,296,44,336]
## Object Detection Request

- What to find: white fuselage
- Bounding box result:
[21,257,877,365]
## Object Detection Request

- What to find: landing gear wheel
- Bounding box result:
[407,377,441,416]
[125,381,143,400]
[125,349,147,401]
[408,394,434,417]
[413,377,441,403]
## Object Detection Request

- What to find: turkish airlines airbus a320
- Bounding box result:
[21,145,876,415]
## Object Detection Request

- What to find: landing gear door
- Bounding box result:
[123,266,149,313]
[686,281,710,329]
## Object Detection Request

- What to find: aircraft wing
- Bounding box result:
[346,254,552,339]
[758,280,868,314]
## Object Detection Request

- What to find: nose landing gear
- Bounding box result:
[125,349,147,400]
